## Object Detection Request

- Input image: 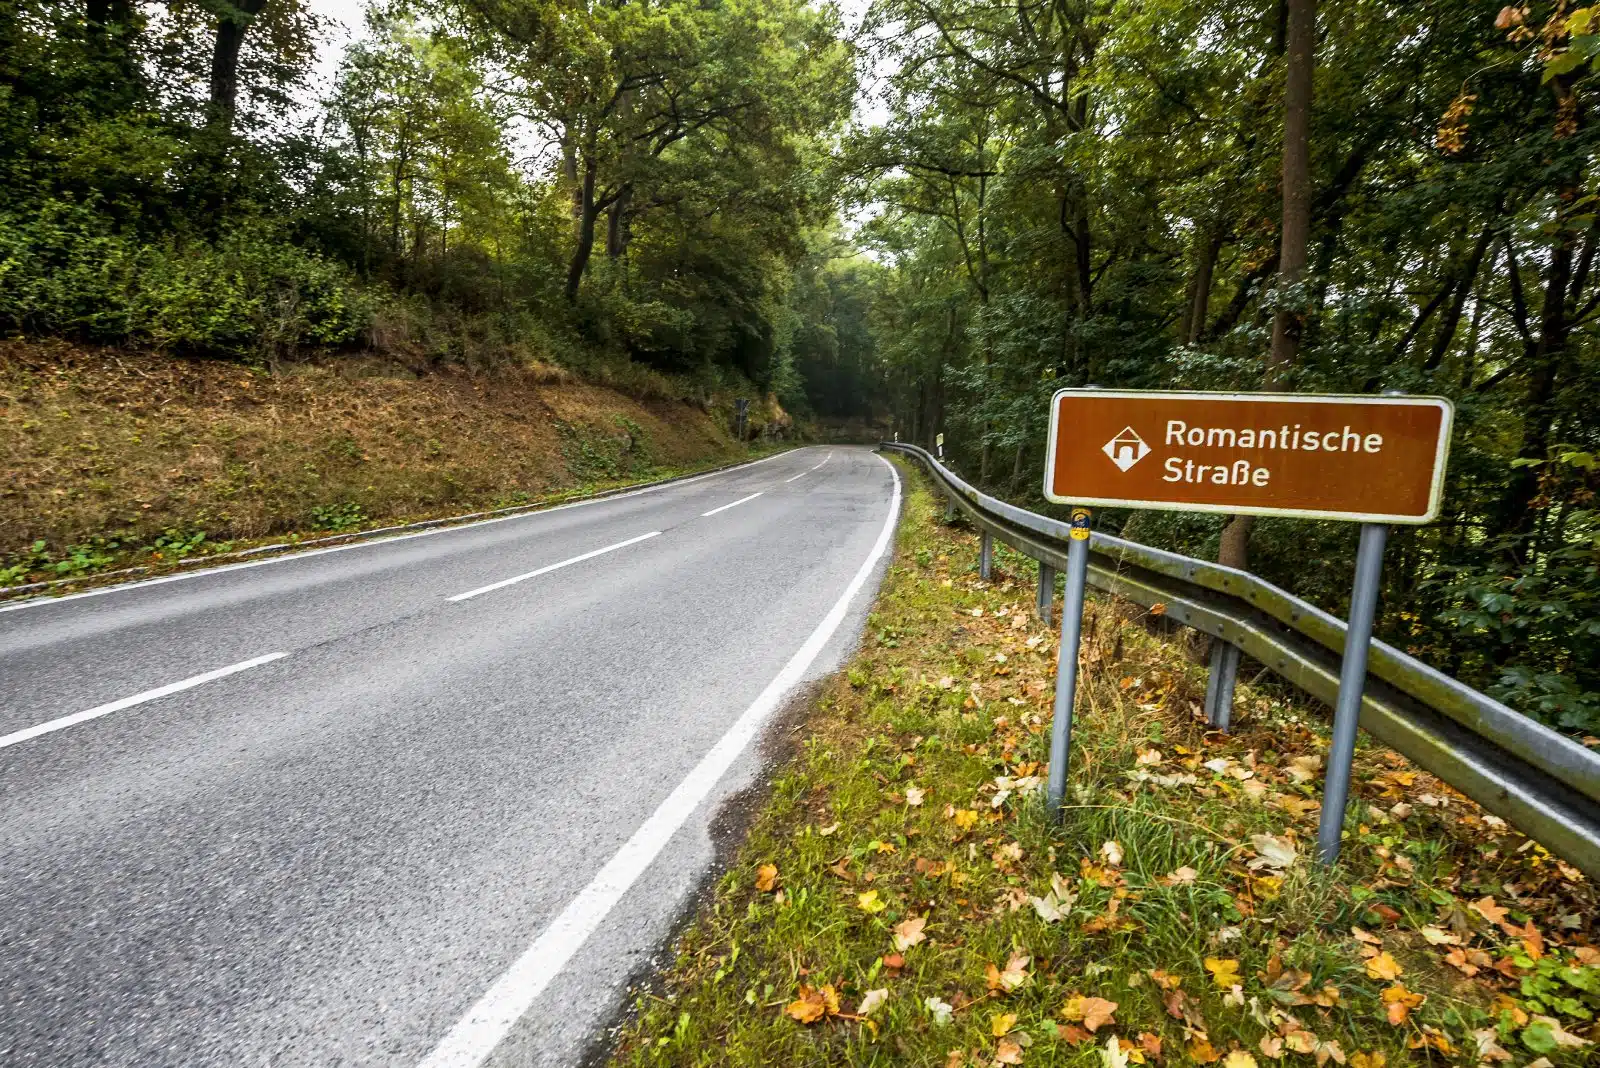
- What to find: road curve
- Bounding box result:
[0,445,900,1067]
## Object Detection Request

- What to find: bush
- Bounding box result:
[0,202,374,357]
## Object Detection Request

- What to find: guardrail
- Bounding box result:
[881,442,1600,879]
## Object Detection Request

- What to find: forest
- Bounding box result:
[2,0,1597,734]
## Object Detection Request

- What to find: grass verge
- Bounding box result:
[609,461,1598,1068]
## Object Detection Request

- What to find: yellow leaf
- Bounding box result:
[991,1011,1018,1037]
[953,808,979,830]
[1205,957,1241,988]
[786,984,836,1025]
[1381,983,1425,1025]
[1224,1051,1259,1068]
[858,889,888,914]
[1364,952,1403,981]
[755,864,779,892]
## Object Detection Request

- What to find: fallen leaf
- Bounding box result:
[1470,896,1509,926]
[953,808,979,831]
[1100,840,1124,866]
[882,952,905,972]
[1188,1038,1221,1064]
[1138,1032,1163,1060]
[1348,1054,1385,1068]
[1470,1029,1511,1064]
[1205,957,1241,988]
[1381,984,1424,1025]
[1248,834,1298,871]
[987,952,1032,993]
[786,984,840,1025]
[1224,1052,1258,1068]
[1103,1033,1130,1068]
[906,785,926,806]
[858,889,888,914]
[1417,925,1459,946]
[1523,1015,1592,1051]
[1260,1035,1284,1059]
[991,1012,1018,1037]
[925,995,954,1026]
[996,1038,1024,1065]
[1286,754,1322,782]
[1364,952,1403,981]
[893,915,928,951]
[858,988,889,1016]
[755,864,779,893]
[819,822,840,836]
[1059,1023,1094,1045]
[1061,994,1119,1032]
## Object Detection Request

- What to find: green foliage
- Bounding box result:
[0,205,373,356]
[309,501,368,531]
[850,0,1600,734]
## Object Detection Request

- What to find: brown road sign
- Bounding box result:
[1044,389,1453,524]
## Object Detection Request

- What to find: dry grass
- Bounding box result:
[1,340,748,573]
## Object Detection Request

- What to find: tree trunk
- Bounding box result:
[606,184,633,259]
[1218,515,1255,570]
[1424,224,1495,372]
[1266,0,1315,385]
[1182,225,1223,345]
[207,0,268,132]
[565,158,599,303]
[1501,223,1578,554]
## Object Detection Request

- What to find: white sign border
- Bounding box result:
[1042,388,1455,525]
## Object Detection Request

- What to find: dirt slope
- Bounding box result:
[2,342,746,567]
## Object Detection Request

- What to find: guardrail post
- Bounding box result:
[1036,563,1055,626]
[1046,508,1094,818]
[1204,640,1241,732]
[1318,522,1390,866]
[979,532,993,580]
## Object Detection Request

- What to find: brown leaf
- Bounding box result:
[786,983,840,1025]
[755,864,779,893]
[894,915,928,952]
[1060,994,1118,1032]
[995,1038,1024,1065]
[1058,1023,1094,1045]
[1138,1032,1164,1061]
[1470,896,1509,926]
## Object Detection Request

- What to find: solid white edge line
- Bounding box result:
[415,455,902,1068]
[446,532,661,603]
[0,449,808,616]
[699,492,762,518]
[0,652,289,751]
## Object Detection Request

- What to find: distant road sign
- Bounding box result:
[1044,390,1453,524]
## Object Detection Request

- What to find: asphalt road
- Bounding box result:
[0,445,901,1067]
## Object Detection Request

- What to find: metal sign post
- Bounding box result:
[1040,388,1454,847]
[935,432,944,460]
[1317,522,1389,864]
[1045,507,1093,817]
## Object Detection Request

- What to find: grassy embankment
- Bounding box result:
[2,342,785,586]
[610,462,1598,1067]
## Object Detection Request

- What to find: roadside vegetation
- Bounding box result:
[610,466,1598,1067]
[0,341,787,588]
[847,2,1600,737]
